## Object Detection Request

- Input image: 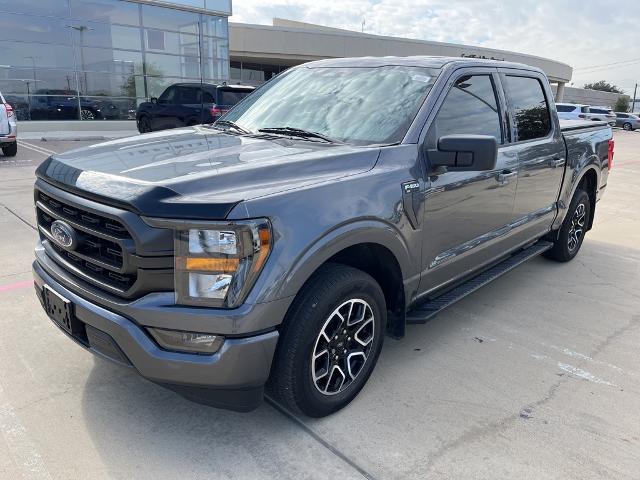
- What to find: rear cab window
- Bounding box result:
[503,75,551,142]
[556,105,575,112]
[217,88,253,106]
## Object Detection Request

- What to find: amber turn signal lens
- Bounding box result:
[182,257,240,272]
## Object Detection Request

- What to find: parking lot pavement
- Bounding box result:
[1,132,639,479]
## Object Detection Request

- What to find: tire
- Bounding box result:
[623,122,633,131]
[544,189,591,262]
[1,142,17,157]
[81,108,96,120]
[138,115,152,133]
[268,263,386,417]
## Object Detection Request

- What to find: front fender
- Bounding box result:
[277,219,417,303]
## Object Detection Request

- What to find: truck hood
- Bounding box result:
[36,126,380,219]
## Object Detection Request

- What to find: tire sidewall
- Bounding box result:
[284,269,386,416]
[558,189,591,260]
[623,123,632,131]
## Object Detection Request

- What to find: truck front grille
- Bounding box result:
[36,191,137,292]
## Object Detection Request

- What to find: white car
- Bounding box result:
[555,103,590,121]
[587,106,617,126]
[0,91,17,157]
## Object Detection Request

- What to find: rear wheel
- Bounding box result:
[545,189,591,262]
[81,108,96,120]
[623,122,633,131]
[268,264,386,417]
[1,142,17,157]
[138,115,152,133]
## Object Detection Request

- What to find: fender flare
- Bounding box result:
[553,160,601,232]
[277,219,416,301]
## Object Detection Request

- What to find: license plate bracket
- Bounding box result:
[43,285,81,336]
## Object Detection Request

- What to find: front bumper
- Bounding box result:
[33,259,280,412]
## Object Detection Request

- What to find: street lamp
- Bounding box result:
[67,24,94,120]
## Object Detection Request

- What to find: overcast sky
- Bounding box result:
[231,0,640,96]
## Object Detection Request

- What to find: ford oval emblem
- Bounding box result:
[50,220,77,250]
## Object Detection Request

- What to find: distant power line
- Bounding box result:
[574,57,640,73]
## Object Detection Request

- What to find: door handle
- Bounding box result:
[496,170,517,185]
[549,156,565,168]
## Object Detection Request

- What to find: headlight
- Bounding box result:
[174,219,271,308]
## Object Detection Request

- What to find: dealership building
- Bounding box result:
[1,0,579,122]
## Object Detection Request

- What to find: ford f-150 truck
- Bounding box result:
[32,57,613,417]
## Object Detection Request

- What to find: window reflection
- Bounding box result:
[0,1,230,120]
[504,76,551,142]
[429,75,502,145]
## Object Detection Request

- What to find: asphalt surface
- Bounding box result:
[1,132,639,479]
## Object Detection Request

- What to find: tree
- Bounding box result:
[583,80,624,94]
[614,96,630,112]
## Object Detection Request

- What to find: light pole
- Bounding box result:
[68,25,94,119]
[633,83,638,113]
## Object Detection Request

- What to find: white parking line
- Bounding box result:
[17,141,58,157]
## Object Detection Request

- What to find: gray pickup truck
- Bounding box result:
[32,57,613,417]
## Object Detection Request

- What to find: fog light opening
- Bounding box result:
[148,327,224,355]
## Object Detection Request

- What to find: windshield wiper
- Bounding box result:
[258,127,341,143]
[212,120,252,135]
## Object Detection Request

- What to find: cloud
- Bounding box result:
[231,0,640,93]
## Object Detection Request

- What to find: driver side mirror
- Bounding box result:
[427,134,498,172]
[150,97,158,104]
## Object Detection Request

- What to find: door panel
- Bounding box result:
[419,71,520,296]
[501,73,565,239]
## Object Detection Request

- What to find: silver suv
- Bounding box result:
[0,91,17,157]
[588,107,616,126]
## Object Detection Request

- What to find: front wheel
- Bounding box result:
[545,189,591,262]
[268,264,386,417]
[138,116,152,133]
[623,122,633,131]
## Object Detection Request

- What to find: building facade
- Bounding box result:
[0,0,231,120]
[229,18,573,99]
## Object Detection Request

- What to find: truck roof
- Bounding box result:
[303,55,544,75]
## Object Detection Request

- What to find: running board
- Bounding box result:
[406,241,553,324]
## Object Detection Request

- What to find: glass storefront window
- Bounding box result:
[141,5,199,34]
[145,53,201,79]
[0,0,70,18]
[69,0,141,26]
[0,41,76,70]
[0,1,230,120]
[0,13,72,44]
[71,21,142,51]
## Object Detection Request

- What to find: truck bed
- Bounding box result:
[560,119,608,133]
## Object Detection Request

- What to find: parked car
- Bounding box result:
[33,57,613,417]
[136,83,255,133]
[555,103,590,120]
[587,106,616,126]
[0,91,17,157]
[30,90,103,121]
[615,112,640,131]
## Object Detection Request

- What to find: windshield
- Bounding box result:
[221,65,438,145]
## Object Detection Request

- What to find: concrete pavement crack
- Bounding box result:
[2,205,36,231]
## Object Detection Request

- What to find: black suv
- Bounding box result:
[136,83,254,133]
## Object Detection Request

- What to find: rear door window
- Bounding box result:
[217,88,253,106]
[504,76,551,142]
[176,86,201,104]
[617,113,628,118]
[428,74,503,145]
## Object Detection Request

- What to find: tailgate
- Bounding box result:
[0,105,9,136]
